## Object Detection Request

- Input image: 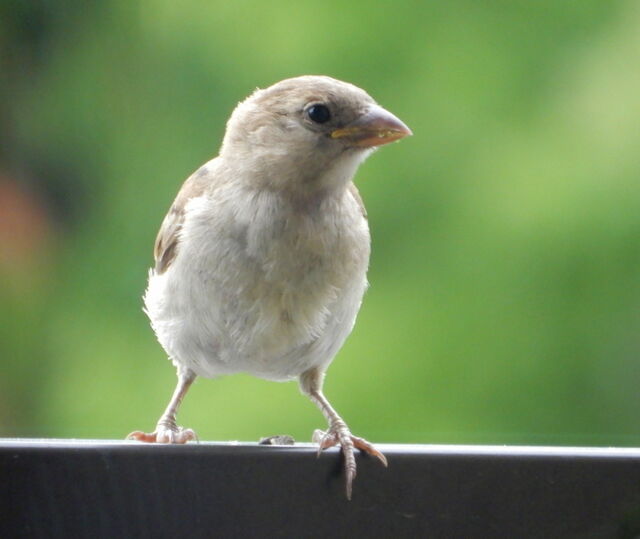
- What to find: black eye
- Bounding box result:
[306,104,331,124]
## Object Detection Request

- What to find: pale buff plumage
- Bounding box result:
[129,75,411,499]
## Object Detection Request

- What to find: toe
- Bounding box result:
[345,466,355,500]
[127,426,197,444]
[352,435,388,467]
[156,427,197,444]
[312,429,338,456]
[341,442,357,501]
[311,425,385,500]
[178,428,198,443]
[126,431,158,443]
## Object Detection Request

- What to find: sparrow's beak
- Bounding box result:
[330,104,412,148]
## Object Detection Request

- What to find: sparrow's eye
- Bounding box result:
[306,104,331,124]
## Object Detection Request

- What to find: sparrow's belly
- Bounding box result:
[144,191,370,381]
[145,191,369,380]
[145,260,367,381]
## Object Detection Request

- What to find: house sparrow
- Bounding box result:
[127,75,411,499]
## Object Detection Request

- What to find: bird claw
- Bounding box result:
[312,424,386,500]
[127,423,198,444]
[313,428,336,456]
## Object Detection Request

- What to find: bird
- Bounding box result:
[127,75,411,499]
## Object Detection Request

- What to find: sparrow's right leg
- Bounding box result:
[300,367,387,500]
[127,368,197,443]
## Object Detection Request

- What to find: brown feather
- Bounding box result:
[153,165,212,274]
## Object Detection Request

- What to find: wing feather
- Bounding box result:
[153,164,213,274]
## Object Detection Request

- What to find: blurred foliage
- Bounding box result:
[1,0,640,446]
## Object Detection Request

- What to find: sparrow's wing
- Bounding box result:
[153,165,212,274]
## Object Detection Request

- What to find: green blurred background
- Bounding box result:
[2,0,640,446]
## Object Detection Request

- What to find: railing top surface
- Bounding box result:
[3,437,640,458]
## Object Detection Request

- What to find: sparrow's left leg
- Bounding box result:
[299,367,387,500]
[127,368,197,443]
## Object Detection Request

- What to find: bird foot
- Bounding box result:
[313,423,387,500]
[127,419,197,444]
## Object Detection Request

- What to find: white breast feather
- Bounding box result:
[144,181,370,381]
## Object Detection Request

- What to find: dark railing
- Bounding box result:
[3,439,640,538]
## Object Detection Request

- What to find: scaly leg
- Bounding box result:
[127,368,197,443]
[300,368,387,500]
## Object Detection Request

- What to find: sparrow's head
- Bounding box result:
[220,75,411,194]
